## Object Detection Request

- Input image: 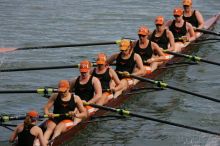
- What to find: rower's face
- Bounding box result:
[120,48,130,55]
[174,15,182,22]
[59,89,69,96]
[156,24,163,31]
[97,64,105,70]
[138,34,147,42]
[183,5,191,11]
[80,72,89,79]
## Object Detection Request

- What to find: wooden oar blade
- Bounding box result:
[0,48,17,53]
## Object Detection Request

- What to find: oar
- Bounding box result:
[0,88,57,95]
[0,40,121,53]
[0,63,116,72]
[195,28,220,36]
[84,102,220,136]
[0,113,70,122]
[118,72,220,103]
[163,50,220,66]
[0,64,80,72]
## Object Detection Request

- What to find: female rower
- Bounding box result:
[133,26,166,73]
[166,7,196,51]
[92,53,123,104]
[150,16,175,52]
[9,110,47,146]
[43,80,87,143]
[182,0,204,29]
[107,39,145,97]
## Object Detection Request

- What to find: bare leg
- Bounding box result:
[44,121,56,143]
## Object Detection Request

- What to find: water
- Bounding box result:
[0,0,220,145]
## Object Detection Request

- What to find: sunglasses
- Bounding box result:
[174,15,181,18]
[156,24,162,27]
[183,5,190,8]
[138,34,146,37]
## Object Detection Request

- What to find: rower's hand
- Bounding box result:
[181,36,189,43]
[146,58,155,64]
[68,111,76,117]
[110,88,116,94]
[47,113,55,118]
[122,71,130,77]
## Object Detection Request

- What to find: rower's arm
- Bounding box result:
[69,78,77,92]
[107,53,118,64]
[9,125,19,143]
[36,127,47,146]
[44,93,56,115]
[88,77,102,104]
[195,10,204,29]
[109,68,123,92]
[187,22,196,42]
[165,20,172,28]
[166,30,175,51]
[133,54,145,76]
[74,95,87,119]
[151,42,166,62]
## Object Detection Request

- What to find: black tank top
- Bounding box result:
[134,40,153,62]
[169,20,187,41]
[92,68,111,90]
[183,10,199,28]
[151,29,169,50]
[74,76,94,101]
[17,124,35,146]
[116,52,135,79]
[53,93,76,115]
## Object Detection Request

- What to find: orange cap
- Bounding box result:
[96,53,107,65]
[173,7,183,16]
[183,0,192,6]
[79,60,91,72]
[58,80,70,92]
[119,39,131,51]
[138,26,149,35]
[27,110,39,118]
[155,16,164,25]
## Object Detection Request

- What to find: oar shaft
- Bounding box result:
[129,74,220,103]
[0,65,79,72]
[17,41,117,51]
[86,103,220,136]
[167,85,220,103]
[164,50,220,67]
[0,90,38,94]
[200,58,220,66]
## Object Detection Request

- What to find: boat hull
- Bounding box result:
[46,13,220,146]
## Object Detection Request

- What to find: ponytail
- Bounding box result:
[24,115,32,127]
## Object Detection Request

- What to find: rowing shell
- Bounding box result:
[40,13,220,146]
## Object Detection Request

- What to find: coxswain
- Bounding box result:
[150,16,175,52]
[43,80,87,142]
[107,39,145,97]
[133,26,166,73]
[166,7,196,51]
[92,53,123,104]
[9,110,47,146]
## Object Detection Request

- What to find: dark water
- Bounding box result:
[0,0,220,145]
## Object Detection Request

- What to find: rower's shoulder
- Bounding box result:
[165,20,173,27]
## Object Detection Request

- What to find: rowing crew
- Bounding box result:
[9,0,205,145]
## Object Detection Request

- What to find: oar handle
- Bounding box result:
[0,113,70,122]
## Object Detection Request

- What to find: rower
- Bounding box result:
[92,53,123,104]
[133,26,166,73]
[69,60,102,112]
[150,16,176,52]
[43,80,87,142]
[182,0,204,37]
[166,7,196,51]
[9,110,47,146]
[107,39,145,97]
